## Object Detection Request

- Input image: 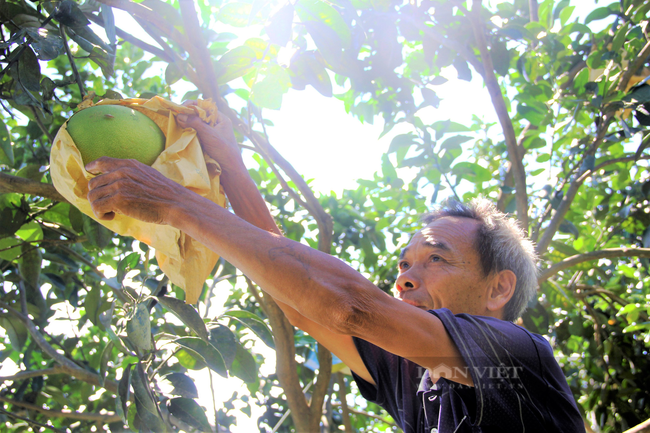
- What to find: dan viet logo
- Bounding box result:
[419,363,525,382]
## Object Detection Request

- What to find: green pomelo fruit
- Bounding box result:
[67,105,166,166]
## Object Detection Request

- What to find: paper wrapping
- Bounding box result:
[50,96,226,304]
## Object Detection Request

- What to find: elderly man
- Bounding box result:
[86,112,585,432]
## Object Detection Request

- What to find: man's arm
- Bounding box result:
[175,113,376,384]
[85,119,471,386]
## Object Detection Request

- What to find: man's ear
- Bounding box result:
[486,270,517,314]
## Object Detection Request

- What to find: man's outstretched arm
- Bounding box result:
[176,112,375,383]
[85,121,471,386]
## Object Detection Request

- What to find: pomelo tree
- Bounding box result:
[0,0,649,432]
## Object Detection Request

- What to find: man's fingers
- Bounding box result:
[85,156,136,175]
[89,193,118,221]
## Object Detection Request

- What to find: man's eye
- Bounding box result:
[399,261,409,270]
[430,255,441,262]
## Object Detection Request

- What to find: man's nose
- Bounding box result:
[395,271,420,292]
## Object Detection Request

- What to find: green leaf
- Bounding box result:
[25,28,64,61]
[0,118,14,166]
[16,221,43,242]
[215,46,257,85]
[229,343,257,383]
[585,7,612,24]
[156,296,209,341]
[388,133,417,153]
[82,215,112,249]
[440,135,472,149]
[265,3,294,46]
[219,2,254,27]
[452,56,471,81]
[167,398,212,432]
[289,51,332,97]
[100,5,116,46]
[451,162,491,183]
[132,362,166,432]
[381,154,398,181]
[117,252,140,284]
[99,341,114,387]
[126,303,152,353]
[84,284,101,326]
[99,302,134,355]
[222,310,275,349]
[116,363,132,423]
[18,46,41,93]
[209,325,238,369]
[173,337,228,377]
[164,373,199,399]
[165,62,183,85]
[251,64,291,110]
[295,0,351,47]
[0,237,21,261]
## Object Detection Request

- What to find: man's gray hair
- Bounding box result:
[421,198,538,322]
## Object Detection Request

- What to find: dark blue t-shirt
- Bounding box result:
[351,308,585,433]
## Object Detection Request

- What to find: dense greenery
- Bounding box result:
[1,0,649,432]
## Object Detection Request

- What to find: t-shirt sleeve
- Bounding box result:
[430,308,585,432]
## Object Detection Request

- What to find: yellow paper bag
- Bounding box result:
[50,96,226,304]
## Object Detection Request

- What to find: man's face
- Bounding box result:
[395,216,491,315]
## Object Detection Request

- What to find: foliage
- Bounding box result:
[1,0,650,432]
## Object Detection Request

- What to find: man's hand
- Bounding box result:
[86,157,187,224]
[176,108,245,178]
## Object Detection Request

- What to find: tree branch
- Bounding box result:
[0,172,68,202]
[0,395,122,423]
[330,402,397,427]
[95,0,193,55]
[335,373,353,432]
[0,367,65,382]
[497,124,533,212]
[244,279,311,429]
[617,40,650,92]
[0,301,122,397]
[59,26,85,99]
[309,343,332,429]
[0,407,65,433]
[84,12,173,63]
[535,152,648,255]
[470,1,528,228]
[528,0,539,22]
[538,248,650,283]
[623,417,650,433]
[178,0,220,100]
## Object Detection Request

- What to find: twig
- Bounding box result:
[330,402,397,427]
[617,40,650,92]
[0,366,64,382]
[95,0,193,57]
[309,343,332,429]
[0,395,121,422]
[0,407,65,433]
[209,371,219,433]
[59,26,85,99]
[0,301,123,397]
[536,154,650,255]
[538,248,650,283]
[470,0,529,228]
[18,281,28,315]
[623,416,650,433]
[0,172,68,202]
[335,373,353,432]
[84,12,173,63]
[178,0,220,100]
[134,17,201,88]
[29,106,54,144]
